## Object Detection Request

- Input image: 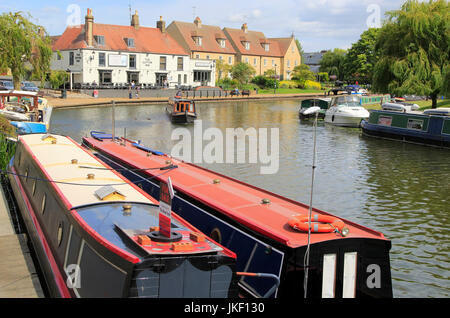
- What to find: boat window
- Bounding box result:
[41,194,46,215]
[32,180,37,196]
[57,222,64,247]
[189,103,195,112]
[407,119,424,130]
[378,116,392,126]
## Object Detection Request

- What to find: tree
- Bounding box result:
[0,12,52,89]
[344,28,380,84]
[295,39,304,61]
[230,62,256,87]
[372,0,450,108]
[292,64,315,87]
[215,58,232,81]
[319,49,347,81]
[49,70,69,89]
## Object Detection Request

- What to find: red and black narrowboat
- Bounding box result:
[83,133,393,298]
[166,97,197,124]
[8,133,238,298]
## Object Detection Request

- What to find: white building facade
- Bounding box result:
[51,10,215,88]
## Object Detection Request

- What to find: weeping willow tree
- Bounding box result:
[0,12,53,89]
[373,0,450,108]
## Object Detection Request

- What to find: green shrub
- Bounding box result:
[304,80,321,90]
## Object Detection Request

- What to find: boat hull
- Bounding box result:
[166,107,197,124]
[83,137,393,298]
[324,114,367,127]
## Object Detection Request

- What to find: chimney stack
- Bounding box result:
[194,16,202,28]
[131,10,140,29]
[85,8,94,47]
[241,23,248,33]
[157,16,166,33]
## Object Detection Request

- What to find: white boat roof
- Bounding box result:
[0,90,38,97]
[19,134,154,209]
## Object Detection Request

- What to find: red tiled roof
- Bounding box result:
[270,37,295,56]
[52,24,188,56]
[223,27,283,57]
[169,21,236,55]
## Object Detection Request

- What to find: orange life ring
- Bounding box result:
[288,214,345,233]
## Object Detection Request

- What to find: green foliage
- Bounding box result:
[344,28,380,84]
[295,39,304,59]
[317,72,329,83]
[291,64,315,88]
[230,62,256,87]
[251,75,278,89]
[215,58,232,81]
[0,12,53,88]
[372,0,450,108]
[304,80,321,90]
[319,49,347,81]
[49,70,69,89]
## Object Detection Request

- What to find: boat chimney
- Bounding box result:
[157,16,166,33]
[85,8,94,47]
[131,10,140,29]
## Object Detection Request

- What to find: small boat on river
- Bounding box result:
[83,133,393,299]
[8,133,238,298]
[166,97,197,124]
[324,95,370,127]
[299,98,330,120]
[361,106,450,148]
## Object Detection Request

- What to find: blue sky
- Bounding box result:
[0,0,407,52]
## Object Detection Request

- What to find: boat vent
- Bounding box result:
[95,186,126,201]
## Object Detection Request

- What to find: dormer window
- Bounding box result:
[125,38,135,48]
[218,39,226,48]
[263,43,269,52]
[193,36,202,46]
[94,35,105,46]
[242,41,250,50]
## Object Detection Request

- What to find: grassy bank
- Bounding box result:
[0,115,16,179]
[257,88,325,95]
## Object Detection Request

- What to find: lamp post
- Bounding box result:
[274,64,277,94]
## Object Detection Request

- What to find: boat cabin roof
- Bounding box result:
[19,134,153,209]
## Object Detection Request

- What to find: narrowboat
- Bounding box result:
[83,133,393,298]
[166,97,197,124]
[324,95,370,127]
[361,107,450,148]
[8,133,238,298]
[299,98,330,120]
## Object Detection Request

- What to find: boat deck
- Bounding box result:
[84,137,389,248]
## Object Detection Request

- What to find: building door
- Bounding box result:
[155,73,167,87]
[127,72,139,84]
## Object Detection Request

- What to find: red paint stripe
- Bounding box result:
[11,167,72,298]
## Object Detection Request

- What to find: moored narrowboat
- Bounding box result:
[8,133,238,298]
[166,97,197,124]
[83,134,393,298]
[299,98,330,120]
[361,107,450,148]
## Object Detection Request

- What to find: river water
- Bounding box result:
[50,99,449,298]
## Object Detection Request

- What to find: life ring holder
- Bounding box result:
[288,214,345,233]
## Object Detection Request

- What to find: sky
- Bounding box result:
[0,0,408,52]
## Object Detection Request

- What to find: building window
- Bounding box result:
[218,39,226,48]
[228,56,232,64]
[243,41,250,50]
[245,57,249,63]
[206,55,210,60]
[194,70,211,83]
[69,52,74,65]
[125,38,135,47]
[184,74,187,84]
[177,57,184,71]
[295,60,298,66]
[287,60,290,67]
[160,56,166,70]
[129,54,136,69]
[56,53,61,60]
[272,59,275,66]
[193,36,202,46]
[195,54,200,59]
[264,59,267,66]
[219,56,223,60]
[254,58,257,66]
[95,35,105,46]
[263,43,269,52]
[99,70,112,84]
[99,53,105,67]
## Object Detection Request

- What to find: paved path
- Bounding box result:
[0,184,44,298]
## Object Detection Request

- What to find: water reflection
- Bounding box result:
[50,99,449,298]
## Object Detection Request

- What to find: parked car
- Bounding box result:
[21,81,39,92]
[0,80,14,90]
